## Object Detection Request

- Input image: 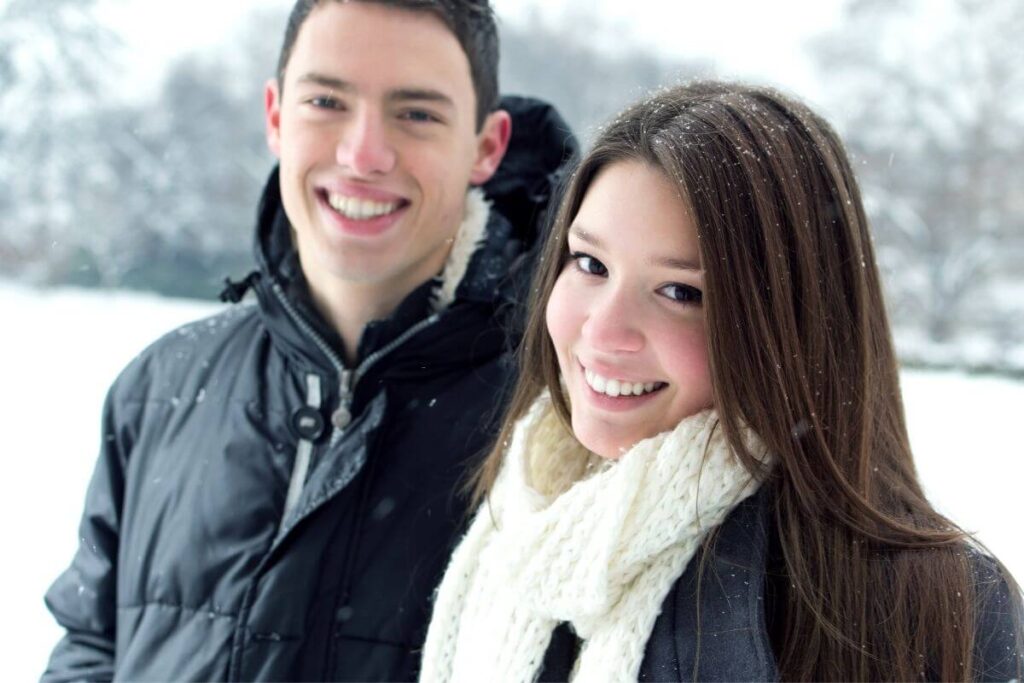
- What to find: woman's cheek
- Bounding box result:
[545,273,580,367]
[662,321,713,411]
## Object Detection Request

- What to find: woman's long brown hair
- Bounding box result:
[474,81,1020,680]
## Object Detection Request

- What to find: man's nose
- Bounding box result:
[336,109,396,176]
[581,287,645,354]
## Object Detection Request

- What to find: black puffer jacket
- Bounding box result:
[42,97,578,682]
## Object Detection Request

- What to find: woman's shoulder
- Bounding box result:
[639,486,779,682]
[968,549,1024,681]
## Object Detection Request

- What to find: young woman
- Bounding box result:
[420,82,1023,682]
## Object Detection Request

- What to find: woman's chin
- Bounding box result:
[572,419,640,461]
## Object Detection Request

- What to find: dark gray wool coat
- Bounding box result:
[42,96,579,683]
[539,485,1024,682]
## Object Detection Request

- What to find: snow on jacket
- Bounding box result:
[42,96,579,683]
[537,484,1024,681]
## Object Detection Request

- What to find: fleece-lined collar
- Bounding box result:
[252,173,513,368]
[430,188,491,312]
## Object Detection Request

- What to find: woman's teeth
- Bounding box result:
[327,193,401,220]
[584,368,661,397]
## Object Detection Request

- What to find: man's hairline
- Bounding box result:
[276,0,497,129]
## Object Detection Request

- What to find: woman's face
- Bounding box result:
[546,160,712,459]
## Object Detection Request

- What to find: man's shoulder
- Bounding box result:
[146,300,262,352]
[111,302,263,404]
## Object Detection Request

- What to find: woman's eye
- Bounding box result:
[570,252,608,276]
[659,283,703,305]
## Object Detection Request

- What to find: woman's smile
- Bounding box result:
[577,359,668,413]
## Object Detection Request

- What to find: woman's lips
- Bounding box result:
[577,360,666,412]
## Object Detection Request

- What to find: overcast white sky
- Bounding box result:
[93,0,846,103]
[494,0,846,97]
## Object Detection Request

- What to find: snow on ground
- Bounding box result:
[2,283,224,681]
[3,283,1022,680]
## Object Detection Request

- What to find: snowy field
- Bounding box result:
[3,282,1022,680]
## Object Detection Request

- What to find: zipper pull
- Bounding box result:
[332,369,354,431]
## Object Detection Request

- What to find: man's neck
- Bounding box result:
[294,190,491,365]
[307,277,419,366]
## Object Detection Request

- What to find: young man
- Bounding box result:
[42,1,577,680]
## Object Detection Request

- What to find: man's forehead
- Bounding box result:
[297,1,460,55]
[288,2,472,92]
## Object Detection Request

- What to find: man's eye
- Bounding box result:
[570,252,608,276]
[309,96,343,110]
[401,110,439,123]
[659,283,703,305]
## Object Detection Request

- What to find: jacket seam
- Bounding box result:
[324,450,381,676]
[117,397,257,408]
[117,600,238,620]
[333,632,413,649]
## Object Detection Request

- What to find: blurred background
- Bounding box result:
[2,0,1022,372]
[2,0,1022,678]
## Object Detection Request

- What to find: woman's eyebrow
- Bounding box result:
[568,226,603,248]
[650,255,702,272]
[569,226,701,272]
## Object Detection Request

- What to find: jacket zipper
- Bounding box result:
[271,279,346,378]
[331,312,441,446]
[262,286,442,677]
[269,279,442,445]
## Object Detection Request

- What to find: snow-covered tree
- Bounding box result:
[103,6,282,296]
[0,0,119,280]
[500,5,706,143]
[813,0,1024,352]
[0,2,282,295]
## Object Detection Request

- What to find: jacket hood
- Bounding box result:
[481,95,579,249]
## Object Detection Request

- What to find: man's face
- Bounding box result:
[265,1,509,303]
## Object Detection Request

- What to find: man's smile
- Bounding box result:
[325,192,406,220]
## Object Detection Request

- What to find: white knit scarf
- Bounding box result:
[420,393,767,683]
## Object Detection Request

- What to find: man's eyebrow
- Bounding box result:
[388,88,455,109]
[569,226,702,272]
[293,74,454,109]
[295,73,354,91]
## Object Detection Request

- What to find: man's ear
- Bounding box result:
[469,109,512,186]
[264,78,283,158]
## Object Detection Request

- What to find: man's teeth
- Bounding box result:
[584,368,660,397]
[327,193,401,220]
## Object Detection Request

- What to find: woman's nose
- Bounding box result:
[580,288,645,354]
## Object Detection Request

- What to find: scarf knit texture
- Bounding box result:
[420,393,766,683]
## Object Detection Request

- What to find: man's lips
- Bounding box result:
[317,189,410,221]
[314,189,410,237]
[317,180,408,203]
